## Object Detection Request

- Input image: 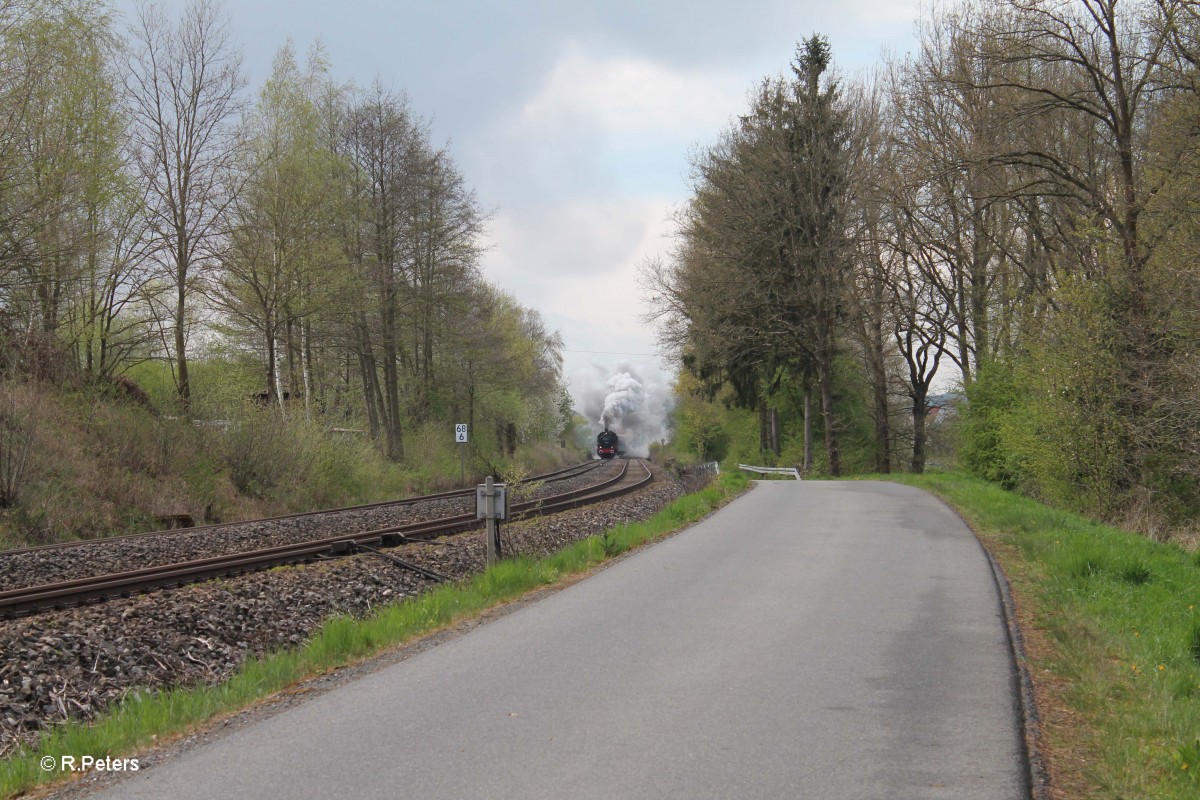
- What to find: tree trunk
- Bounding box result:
[174,277,190,411]
[867,323,891,473]
[285,317,298,404]
[381,339,404,461]
[301,320,313,421]
[819,364,840,476]
[911,388,928,474]
[265,325,278,402]
[467,380,476,434]
[505,421,517,457]
[355,318,381,441]
[970,199,990,369]
[358,352,379,439]
[803,387,812,471]
[873,376,890,474]
[815,315,841,476]
[273,336,286,415]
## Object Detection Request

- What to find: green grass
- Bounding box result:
[0,471,748,798]
[875,471,1200,799]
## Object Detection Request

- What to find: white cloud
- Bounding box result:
[481,193,678,384]
[487,199,647,280]
[484,195,674,325]
[513,42,747,144]
[464,14,925,412]
[474,44,732,335]
[840,0,921,26]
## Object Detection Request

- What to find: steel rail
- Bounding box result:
[0,461,603,557]
[0,460,653,618]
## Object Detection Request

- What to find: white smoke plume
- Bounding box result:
[600,372,643,429]
[571,362,674,458]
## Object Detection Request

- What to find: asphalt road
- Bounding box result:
[86,480,1027,800]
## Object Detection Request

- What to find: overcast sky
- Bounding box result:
[115,0,922,407]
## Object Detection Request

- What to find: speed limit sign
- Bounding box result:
[455,423,468,443]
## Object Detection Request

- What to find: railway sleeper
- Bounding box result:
[328,540,449,583]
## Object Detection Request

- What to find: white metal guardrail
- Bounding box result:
[738,464,801,480]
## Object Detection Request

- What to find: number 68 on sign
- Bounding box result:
[455,423,468,443]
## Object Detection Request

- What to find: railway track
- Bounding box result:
[0,460,603,558]
[0,459,653,618]
[0,461,608,592]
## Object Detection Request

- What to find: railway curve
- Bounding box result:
[0,458,685,759]
[0,460,652,618]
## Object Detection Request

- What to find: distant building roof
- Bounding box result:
[927,392,966,408]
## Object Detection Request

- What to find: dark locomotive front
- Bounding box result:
[596,429,618,459]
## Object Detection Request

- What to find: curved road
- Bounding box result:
[86,480,1027,799]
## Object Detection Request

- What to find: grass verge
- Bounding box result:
[0,471,749,798]
[877,471,1200,800]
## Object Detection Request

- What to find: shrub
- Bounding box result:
[0,382,37,507]
[959,359,1023,489]
[221,410,314,498]
[88,405,194,479]
[308,436,370,506]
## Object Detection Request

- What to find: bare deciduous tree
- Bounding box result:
[126,0,245,410]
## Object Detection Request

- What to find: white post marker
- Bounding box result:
[455,423,468,484]
[485,475,496,565]
[476,477,507,566]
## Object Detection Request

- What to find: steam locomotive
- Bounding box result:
[596,429,619,459]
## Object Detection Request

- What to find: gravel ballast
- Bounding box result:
[0,462,608,592]
[0,464,694,757]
